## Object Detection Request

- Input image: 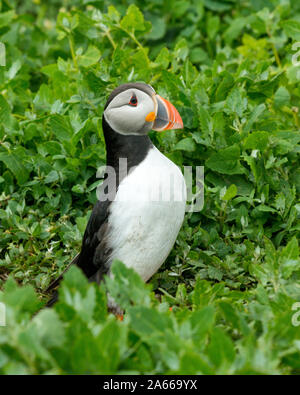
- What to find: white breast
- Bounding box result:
[107,147,186,281]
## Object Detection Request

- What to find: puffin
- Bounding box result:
[46,83,186,309]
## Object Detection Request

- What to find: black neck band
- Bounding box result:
[102,116,153,185]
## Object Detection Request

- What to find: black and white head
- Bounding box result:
[103,83,183,135]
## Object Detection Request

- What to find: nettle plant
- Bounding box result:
[0,0,299,374]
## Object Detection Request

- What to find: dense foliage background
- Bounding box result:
[0,0,300,374]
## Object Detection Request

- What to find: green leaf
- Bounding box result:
[0,10,15,28]
[274,86,290,108]
[206,145,244,175]
[95,319,126,372]
[76,214,89,235]
[0,95,11,124]
[174,38,189,61]
[44,170,59,184]
[1,278,41,321]
[219,302,250,336]
[193,278,210,310]
[279,237,300,279]
[177,351,214,374]
[280,237,299,262]
[281,20,300,40]
[72,184,85,194]
[120,4,146,33]
[155,47,170,68]
[226,87,247,117]
[204,0,232,12]
[215,71,234,101]
[58,267,105,324]
[207,327,235,368]
[244,103,266,133]
[223,17,247,43]
[174,137,196,152]
[243,131,270,151]
[107,5,120,23]
[78,45,101,67]
[0,151,29,185]
[207,15,220,40]
[49,115,72,143]
[60,265,89,297]
[190,306,216,341]
[198,106,213,136]
[128,306,173,338]
[32,309,65,348]
[221,184,237,201]
[105,261,152,309]
[147,16,166,40]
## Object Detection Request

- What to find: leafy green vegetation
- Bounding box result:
[0,0,300,374]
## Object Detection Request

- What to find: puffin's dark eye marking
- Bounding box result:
[129,94,138,106]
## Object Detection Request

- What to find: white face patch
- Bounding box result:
[103,88,156,135]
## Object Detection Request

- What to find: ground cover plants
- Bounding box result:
[0,0,300,374]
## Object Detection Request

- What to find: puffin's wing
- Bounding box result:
[45,198,112,302]
[76,198,112,278]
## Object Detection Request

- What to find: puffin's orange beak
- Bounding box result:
[150,95,184,131]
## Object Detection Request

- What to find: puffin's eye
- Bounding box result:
[129,95,138,106]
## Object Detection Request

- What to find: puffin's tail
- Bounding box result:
[45,253,80,307]
[46,290,58,307]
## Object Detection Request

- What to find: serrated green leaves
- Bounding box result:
[244,131,269,151]
[207,328,235,369]
[78,46,101,67]
[120,4,148,33]
[226,87,247,118]
[0,0,300,376]
[155,47,170,68]
[49,114,72,143]
[274,86,290,108]
[105,260,152,309]
[0,95,11,124]
[206,145,244,175]
[0,150,29,185]
[221,184,237,201]
[281,20,300,40]
[174,137,196,152]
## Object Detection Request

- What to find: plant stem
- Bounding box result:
[118,25,147,55]
[292,107,300,129]
[68,35,78,70]
[266,27,281,68]
[271,42,281,68]
[105,30,116,50]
